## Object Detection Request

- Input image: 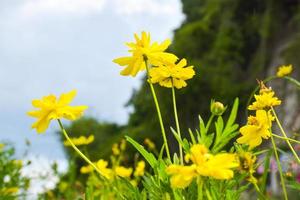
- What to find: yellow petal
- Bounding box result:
[58,90,77,106]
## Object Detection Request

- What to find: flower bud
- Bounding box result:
[210,100,226,116]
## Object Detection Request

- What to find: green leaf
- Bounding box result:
[85,185,94,200]
[126,136,157,169]
[215,116,224,139]
[199,115,207,138]
[224,98,239,131]
[170,127,189,152]
[188,128,196,144]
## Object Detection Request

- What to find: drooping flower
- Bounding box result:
[28,90,88,133]
[64,135,94,146]
[237,110,274,149]
[134,161,146,177]
[276,64,293,77]
[238,151,257,183]
[166,144,239,188]
[113,31,178,77]
[115,166,133,178]
[149,58,195,89]
[248,87,281,111]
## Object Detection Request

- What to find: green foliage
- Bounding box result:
[0,144,30,200]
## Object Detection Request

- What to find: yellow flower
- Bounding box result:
[113,31,178,77]
[166,164,198,189]
[144,138,156,150]
[197,153,239,180]
[64,135,94,146]
[80,159,113,179]
[276,64,293,77]
[134,161,146,177]
[96,159,113,179]
[149,58,195,89]
[115,166,133,178]
[80,165,94,174]
[237,110,274,149]
[248,89,281,111]
[167,144,239,188]
[184,144,208,166]
[112,143,120,156]
[28,90,88,133]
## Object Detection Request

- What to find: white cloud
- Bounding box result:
[113,0,180,16]
[20,0,106,18]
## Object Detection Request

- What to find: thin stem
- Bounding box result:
[271,107,300,164]
[145,60,171,161]
[253,182,266,200]
[270,134,288,200]
[57,119,103,176]
[197,177,203,200]
[272,133,300,145]
[172,84,183,164]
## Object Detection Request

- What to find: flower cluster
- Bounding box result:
[64,135,94,146]
[80,139,145,186]
[237,82,280,149]
[166,144,239,188]
[114,31,195,89]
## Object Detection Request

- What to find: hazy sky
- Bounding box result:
[0,0,184,159]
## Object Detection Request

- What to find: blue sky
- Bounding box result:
[0,0,184,160]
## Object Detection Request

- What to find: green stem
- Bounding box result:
[271,107,300,164]
[171,84,183,164]
[270,134,288,200]
[145,60,171,161]
[272,133,300,145]
[253,182,266,200]
[197,177,203,200]
[57,119,103,176]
